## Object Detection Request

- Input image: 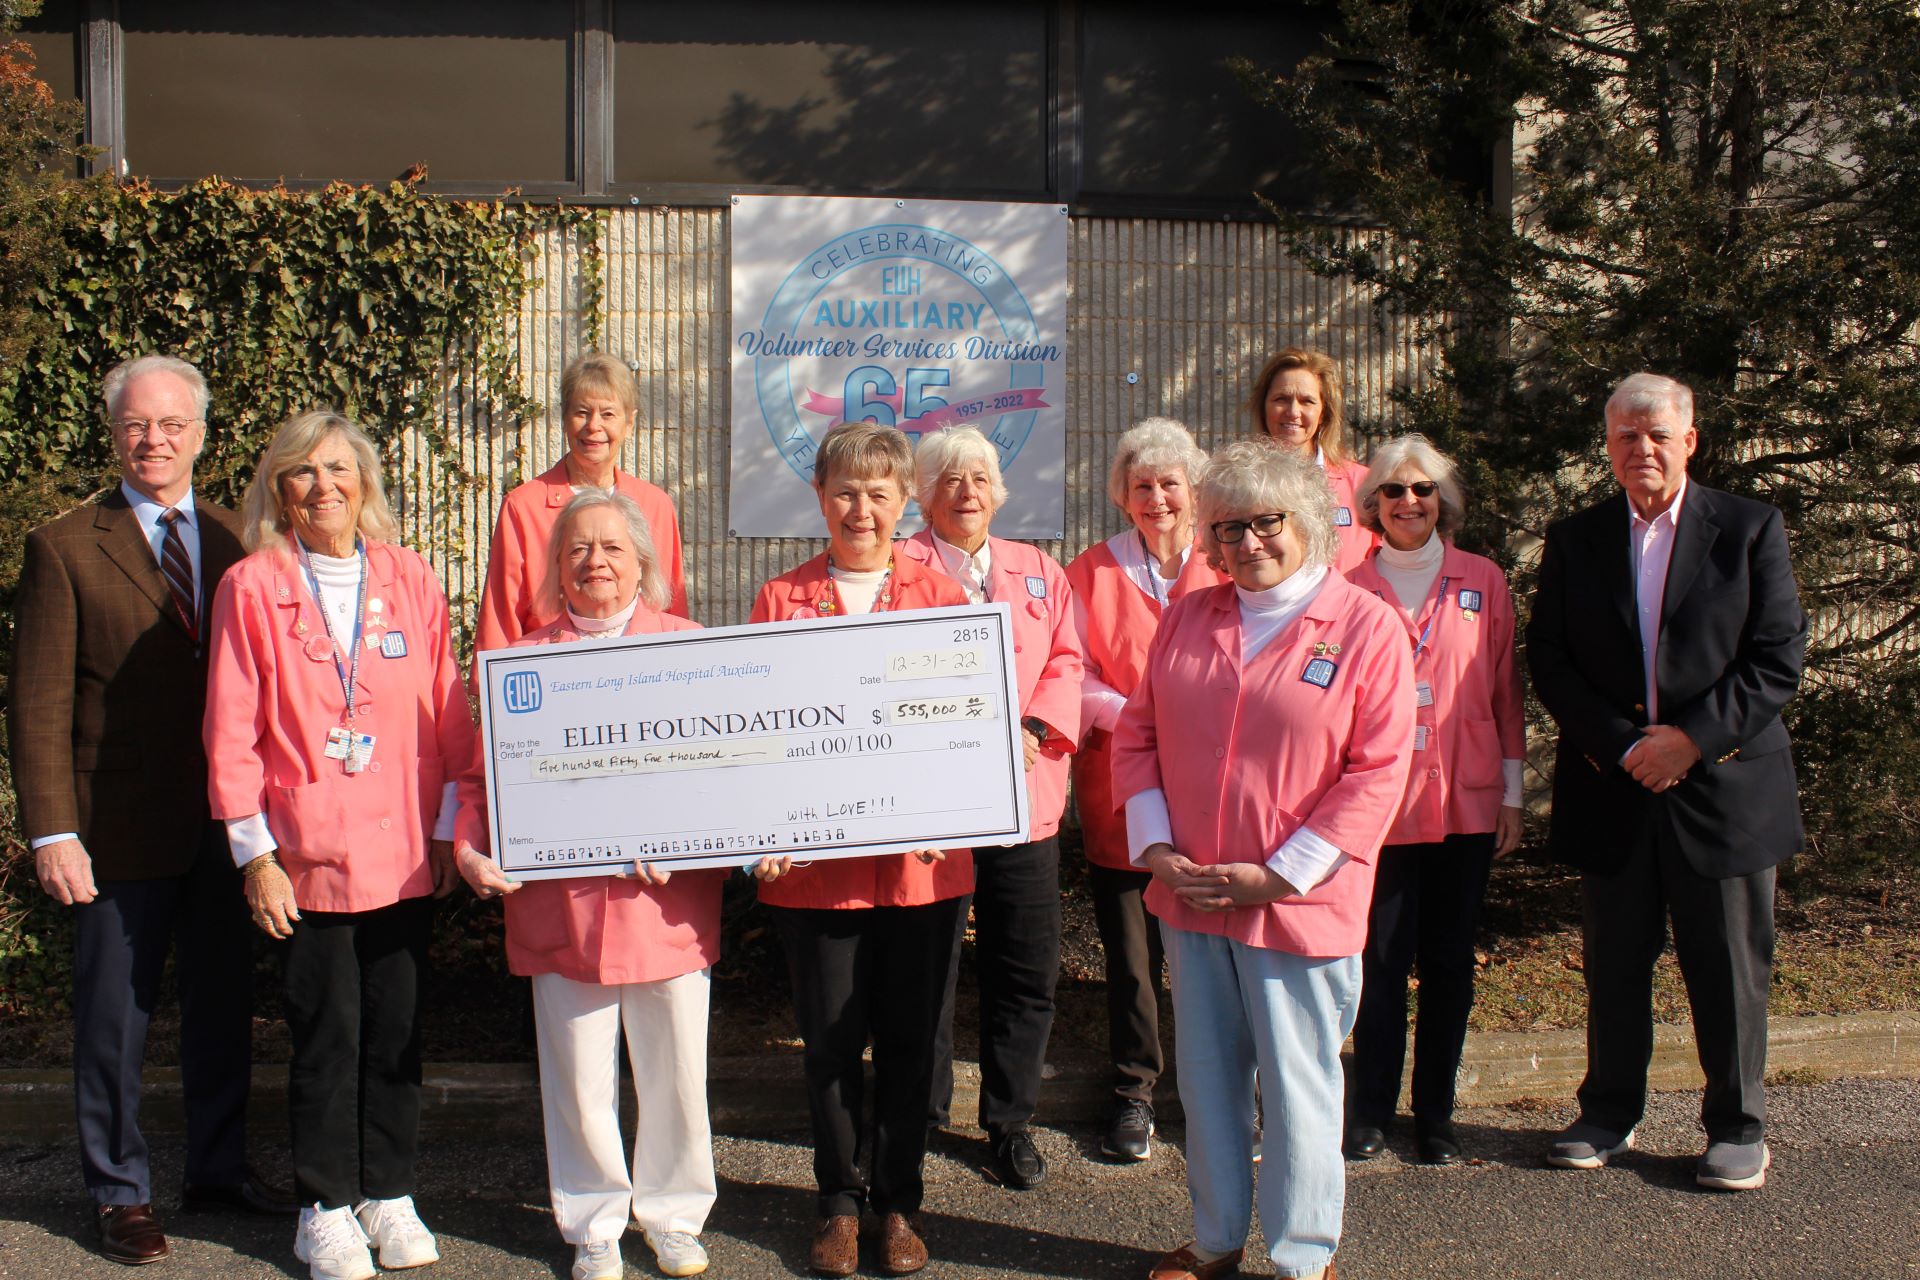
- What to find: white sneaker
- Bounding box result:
[643,1228,709,1278]
[294,1204,376,1280]
[573,1237,625,1280]
[353,1195,440,1269]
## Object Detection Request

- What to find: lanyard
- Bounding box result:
[298,539,367,724]
[1410,575,1451,661]
[1137,531,1172,609]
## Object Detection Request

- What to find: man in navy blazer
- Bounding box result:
[1527,373,1806,1192]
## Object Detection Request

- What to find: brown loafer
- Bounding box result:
[878,1211,929,1275]
[97,1203,170,1265]
[809,1213,859,1277]
[1148,1243,1242,1280]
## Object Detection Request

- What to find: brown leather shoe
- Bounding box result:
[878,1212,928,1275]
[96,1203,170,1265]
[1147,1243,1242,1280]
[808,1213,859,1277]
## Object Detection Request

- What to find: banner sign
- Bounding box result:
[728,195,1068,538]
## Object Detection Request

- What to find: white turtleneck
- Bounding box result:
[1123,562,1345,895]
[1375,530,1445,612]
[567,592,641,638]
[828,564,889,615]
[227,542,459,867]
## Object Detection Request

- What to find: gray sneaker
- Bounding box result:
[1546,1121,1636,1169]
[1696,1140,1770,1191]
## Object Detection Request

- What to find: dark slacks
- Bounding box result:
[1577,819,1775,1144]
[929,837,1062,1137]
[284,896,433,1210]
[1350,833,1495,1126]
[1087,862,1165,1104]
[770,898,965,1218]
[71,822,254,1205]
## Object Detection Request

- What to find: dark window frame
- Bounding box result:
[49,0,1432,223]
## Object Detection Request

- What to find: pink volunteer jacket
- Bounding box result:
[749,553,976,911]
[1324,457,1381,574]
[1063,537,1227,870]
[1111,576,1415,958]
[473,462,688,668]
[455,610,723,985]
[1345,542,1525,845]
[204,541,477,914]
[896,530,1084,840]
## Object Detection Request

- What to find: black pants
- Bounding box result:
[284,896,433,1210]
[1350,833,1495,1127]
[930,837,1062,1137]
[771,898,964,1218]
[71,823,253,1205]
[1087,863,1164,1104]
[1577,823,1775,1144]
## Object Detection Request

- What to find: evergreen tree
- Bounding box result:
[1248,0,1920,875]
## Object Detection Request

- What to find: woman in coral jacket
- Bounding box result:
[204,410,475,1280]
[896,425,1084,1191]
[1063,417,1223,1163]
[454,490,787,1280]
[1248,347,1378,574]
[748,421,972,1280]
[1342,435,1525,1168]
[473,352,687,665]
[1112,440,1414,1280]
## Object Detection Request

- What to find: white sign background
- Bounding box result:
[728,195,1068,538]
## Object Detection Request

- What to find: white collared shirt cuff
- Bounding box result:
[1086,686,1127,733]
[1124,789,1174,865]
[1501,759,1524,809]
[1618,738,1642,767]
[29,832,79,850]
[1265,828,1345,894]
[431,782,459,842]
[226,813,277,866]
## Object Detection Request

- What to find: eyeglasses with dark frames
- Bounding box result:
[1210,512,1289,544]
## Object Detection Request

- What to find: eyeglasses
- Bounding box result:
[1210,512,1288,544]
[1377,481,1439,499]
[113,417,200,439]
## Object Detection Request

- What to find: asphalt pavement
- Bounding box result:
[1,1077,1915,1279]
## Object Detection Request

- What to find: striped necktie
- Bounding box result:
[158,507,198,643]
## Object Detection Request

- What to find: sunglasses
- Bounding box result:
[1377,481,1439,499]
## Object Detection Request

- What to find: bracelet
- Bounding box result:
[240,853,281,882]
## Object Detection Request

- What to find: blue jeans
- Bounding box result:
[1164,925,1359,1277]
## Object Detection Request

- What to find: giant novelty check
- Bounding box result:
[474,603,1030,879]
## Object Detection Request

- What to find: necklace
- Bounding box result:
[820,555,895,615]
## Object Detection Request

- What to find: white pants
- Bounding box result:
[531,969,717,1243]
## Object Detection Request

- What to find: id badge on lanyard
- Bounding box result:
[302,541,376,774]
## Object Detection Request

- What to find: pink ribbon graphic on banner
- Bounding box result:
[801,387,1051,431]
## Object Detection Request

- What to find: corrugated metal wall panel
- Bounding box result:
[411,210,1433,633]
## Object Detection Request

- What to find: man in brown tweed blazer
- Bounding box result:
[8,355,292,1264]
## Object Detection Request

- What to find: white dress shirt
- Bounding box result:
[930,533,994,604]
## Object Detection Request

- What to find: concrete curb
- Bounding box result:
[1,1011,1912,1140]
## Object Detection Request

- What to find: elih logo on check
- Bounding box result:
[502,670,543,714]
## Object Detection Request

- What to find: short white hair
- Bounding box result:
[913,426,1008,511]
[1194,439,1338,569]
[104,355,211,421]
[1357,434,1466,538]
[1107,417,1208,511]
[1606,373,1693,428]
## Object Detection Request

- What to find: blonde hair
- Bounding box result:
[560,352,640,419]
[1247,347,1353,464]
[913,426,1009,512]
[539,489,669,618]
[1195,438,1339,570]
[240,410,400,555]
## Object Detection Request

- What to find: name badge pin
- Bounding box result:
[1313,641,1328,655]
